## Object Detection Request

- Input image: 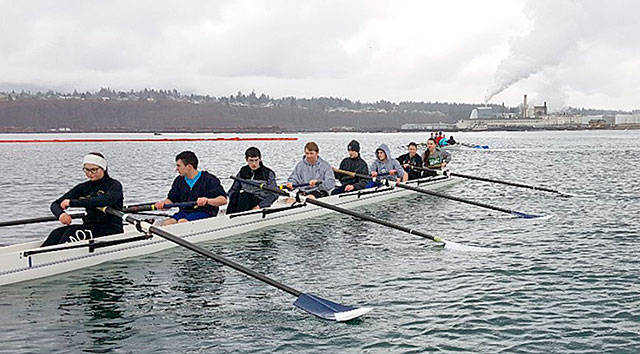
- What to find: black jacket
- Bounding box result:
[335,155,369,190]
[397,153,423,180]
[167,171,227,217]
[227,164,278,213]
[50,175,124,232]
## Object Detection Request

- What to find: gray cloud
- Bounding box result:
[1,0,639,109]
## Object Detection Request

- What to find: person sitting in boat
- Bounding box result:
[422,138,452,177]
[332,140,369,195]
[435,132,444,145]
[448,135,457,145]
[155,151,227,225]
[287,142,335,198]
[42,153,124,247]
[227,147,278,214]
[368,144,407,188]
[439,134,450,147]
[396,142,423,180]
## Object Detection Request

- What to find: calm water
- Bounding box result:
[0,131,639,353]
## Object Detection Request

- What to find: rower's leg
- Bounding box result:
[41,226,70,246]
[161,218,178,226]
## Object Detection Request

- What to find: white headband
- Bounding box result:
[83,154,107,170]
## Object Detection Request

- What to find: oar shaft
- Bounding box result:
[232,176,440,242]
[449,172,563,194]
[393,181,524,216]
[304,197,439,242]
[0,213,85,227]
[104,207,302,297]
[332,167,372,180]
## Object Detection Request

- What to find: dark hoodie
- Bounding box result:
[227,163,278,213]
[50,175,124,232]
[396,152,423,180]
[335,154,369,190]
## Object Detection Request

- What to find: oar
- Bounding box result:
[410,166,575,197]
[388,180,545,219]
[232,176,488,252]
[448,172,574,197]
[333,167,544,219]
[278,183,310,190]
[0,202,197,228]
[124,201,197,213]
[0,213,87,227]
[459,142,489,149]
[101,207,371,322]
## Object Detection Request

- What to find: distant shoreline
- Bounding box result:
[0,126,638,134]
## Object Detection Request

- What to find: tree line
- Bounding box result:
[0,88,512,132]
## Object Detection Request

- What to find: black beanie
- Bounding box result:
[347,140,360,152]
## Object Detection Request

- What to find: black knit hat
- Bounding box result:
[347,140,360,152]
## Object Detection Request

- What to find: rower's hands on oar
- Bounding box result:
[286,182,294,190]
[345,185,354,192]
[371,171,378,177]
[389,169,398,176]
[154,199,166,210]
[196,197,209,207]
[309,179,319,187]
[60,199,71,210]
[59,213,72,225]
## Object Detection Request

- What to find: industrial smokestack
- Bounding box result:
[523,94,528,119]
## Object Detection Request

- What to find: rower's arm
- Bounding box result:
[353,162,370,190]
[69,181,123,209]
[320,164,336,191]
[206,195,227,206]
[258,170,278,208]
[50,184,83,217]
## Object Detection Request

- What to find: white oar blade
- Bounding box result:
[294,293,372,322]
[334,307,374,322]
[442,240,492,253]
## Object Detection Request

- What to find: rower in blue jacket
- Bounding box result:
[155,151,227,225]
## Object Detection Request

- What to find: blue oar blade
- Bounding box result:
[511,211,549,219]
[294,293,372,322]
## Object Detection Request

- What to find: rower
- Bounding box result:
[332,140,369,195]
[439,134,450,147]
[368,144,407,188]
[287,142,335,198]
[155,151,227,225]
[423,138,452,177]
[396,142,423,180]
[227,147,278,214]
[448,135,457,145]
[42,153,124,247]
[435,132,444,145]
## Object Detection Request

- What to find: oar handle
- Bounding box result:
[123,201,197,213]
[0,212,86,227]
[332,167,389,180]
[278,183,310,190]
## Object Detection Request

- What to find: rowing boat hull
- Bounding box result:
[0,176,458,286]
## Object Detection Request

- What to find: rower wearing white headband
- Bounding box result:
[42,152,124,247]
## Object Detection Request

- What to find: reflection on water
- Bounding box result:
[1,131,640,352]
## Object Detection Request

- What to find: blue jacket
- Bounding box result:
[167,171,227,217]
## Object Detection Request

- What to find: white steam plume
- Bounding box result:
[484,1,584,103]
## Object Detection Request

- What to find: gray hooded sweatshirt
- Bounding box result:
[288,156,336,193]
[370,144,405,181]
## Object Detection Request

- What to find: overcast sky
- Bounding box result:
[1,0,639,111]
